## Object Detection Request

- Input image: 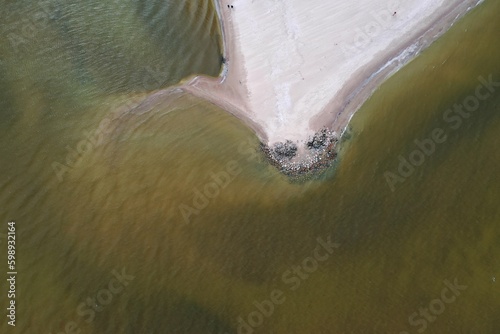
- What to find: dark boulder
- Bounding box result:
[307,129,331,150]
[271,140,298,160]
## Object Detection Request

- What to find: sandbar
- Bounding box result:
[182,0,484,172]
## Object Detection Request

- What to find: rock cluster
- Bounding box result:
[270,140,298,161]
[307,129,331,150]
[261,128,339,177]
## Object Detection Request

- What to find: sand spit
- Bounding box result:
[183,0,484,175]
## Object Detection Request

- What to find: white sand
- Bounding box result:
[184,0,483,145]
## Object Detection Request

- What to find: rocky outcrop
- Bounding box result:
[261,129,339,177]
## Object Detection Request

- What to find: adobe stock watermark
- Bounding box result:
[385,74,500,192]
[3,0,58,54]
[399,278,467,334]
[229,236,340,334]
[4,0,155,57]
[51,63,170,183]
[49,268,134,334]
[141,65,170,91]
[51,113,117,183]
[340,0,401,58]
[3,0,169,92]
[178,139,260,224]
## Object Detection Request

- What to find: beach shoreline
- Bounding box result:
[181,0,484,174]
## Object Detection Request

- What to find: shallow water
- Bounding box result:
[0,0,499,333]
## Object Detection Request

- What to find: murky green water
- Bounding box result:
[1,0,499,333]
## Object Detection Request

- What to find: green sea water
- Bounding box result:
[0,0,499,333]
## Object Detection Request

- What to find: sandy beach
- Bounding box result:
[183,0,483,168]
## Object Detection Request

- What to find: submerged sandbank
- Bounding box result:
[183,0,484,174]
